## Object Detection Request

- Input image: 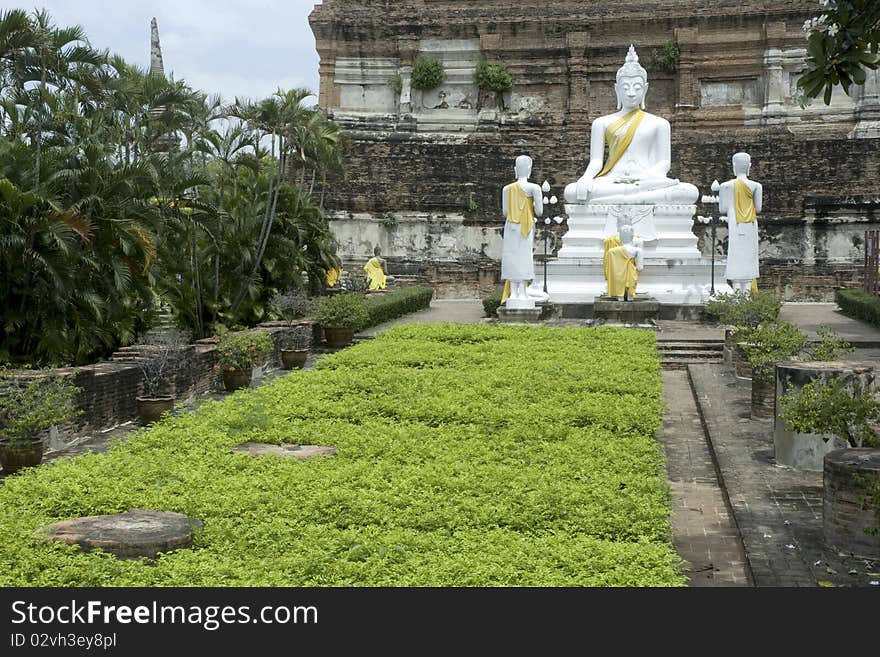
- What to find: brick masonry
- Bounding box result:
[309,1,880,300]
[5,322,315,436]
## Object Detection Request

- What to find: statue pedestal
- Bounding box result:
[496,306,544,324]
[530,202,732,305]
[594,296,660,323]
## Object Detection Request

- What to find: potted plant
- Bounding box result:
[742,322,852,420]
[0,370,81,474]
[213,332,274,392]
[134,328,188,424]
[315,293,370,348]
[779,377,880,558]
[271,289,313,370]
[740,322,807,419]
[705,290,782,367]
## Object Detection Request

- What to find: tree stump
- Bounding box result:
[233,443,337,460]
[37,509,200,559]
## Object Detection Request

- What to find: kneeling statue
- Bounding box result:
[604,223,644,300]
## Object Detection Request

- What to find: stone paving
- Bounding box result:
[659,371,750,586]
[689,363,880,587]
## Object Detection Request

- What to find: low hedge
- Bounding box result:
[0,324,682,586]
[835,288,880,328]
[364,287,433,329]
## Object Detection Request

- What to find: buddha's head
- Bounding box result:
[514,154,532,178]
[373,245,382,257]
[615,45,648,111]
[732,152,751,176]
[619,223,635,244]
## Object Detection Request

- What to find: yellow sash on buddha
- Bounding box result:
[597,109,646,178]
[734,179,757,224]
[364,257,386,290]
[326,268,342,287]
[603,234,639,298]
[506,182,535,238]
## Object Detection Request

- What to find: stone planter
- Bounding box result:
[750,369,776,420]
[323,327,355,349]
[280,349,309,370]
[136,396,175,425]
[0,439,43,474]
[221,367,252,392]
[823,449,880,560]
[723,327,738,368]
[775,361,875,471]
[733,342,753,380]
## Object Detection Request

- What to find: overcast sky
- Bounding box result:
[7,0,323,104]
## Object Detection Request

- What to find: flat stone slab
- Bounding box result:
[496,307,544,323]
[233,443,337,460]
[37,509,199,559]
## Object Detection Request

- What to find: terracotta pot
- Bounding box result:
[750,370,776,420]
[824,449,880,560]
[136,395,175,424]
[323,327,355,348]
[221,367,252,391]
[280,349,309,370]
[0,440,43,474]
[733,342,753,380]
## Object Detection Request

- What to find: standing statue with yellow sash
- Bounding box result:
[501,155,544,308]
[719,152,762,295]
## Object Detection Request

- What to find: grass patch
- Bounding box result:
[0,324,682,586]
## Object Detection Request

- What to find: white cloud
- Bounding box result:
[15,0,322,103]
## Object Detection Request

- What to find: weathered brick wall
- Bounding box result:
[311,0,880,299]
[4,322,315,436]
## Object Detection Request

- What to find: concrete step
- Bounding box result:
[657,341,723,352]
[662,356,723,370]
[660,351,724,363]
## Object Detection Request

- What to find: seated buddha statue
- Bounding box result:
[564,45,699,206]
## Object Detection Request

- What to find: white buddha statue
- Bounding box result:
[719,152,762,295]
[564,45,699,206]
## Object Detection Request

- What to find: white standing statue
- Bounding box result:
[564,45,698,205]
[501,155,544,309]
[719,152,762,295]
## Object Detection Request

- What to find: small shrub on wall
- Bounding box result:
[411,57,446,91]
[475,61,513,93]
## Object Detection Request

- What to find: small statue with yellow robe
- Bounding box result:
[364,245,387,290]
[719,152,762,296]
[603,223,644,301]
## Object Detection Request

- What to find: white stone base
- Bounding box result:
[504,297,536,310]
[533,202,733,304]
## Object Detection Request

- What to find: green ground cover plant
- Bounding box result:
[0,324,682,586]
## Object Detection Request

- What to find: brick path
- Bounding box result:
[659,371,751,586]
[689,363,880,587]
